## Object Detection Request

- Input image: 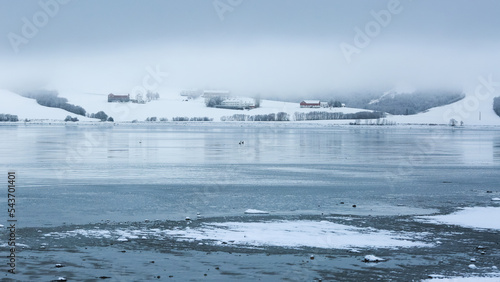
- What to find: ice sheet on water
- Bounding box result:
[418,207,500,230]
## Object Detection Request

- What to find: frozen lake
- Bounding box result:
[1,123,500,281]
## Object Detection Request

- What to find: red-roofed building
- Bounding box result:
[300,100,321,108]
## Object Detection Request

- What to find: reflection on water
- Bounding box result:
[2,125,500,181]
[2,124,500,281]
[494,136,500,161]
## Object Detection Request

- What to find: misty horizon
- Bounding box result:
[1,0,499,98]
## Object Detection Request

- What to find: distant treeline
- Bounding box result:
[220,111,385,122]
[494,97,500,117]
[221,113,289,121]
[23,90,87,116]
[0,114,19,122]
[142,117,213,122]
[294,111,385,121]
[171,117,213,121]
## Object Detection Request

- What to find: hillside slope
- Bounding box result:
[0,90,95,121]
[386,92,500,125]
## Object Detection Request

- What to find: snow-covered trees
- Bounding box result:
[64,115,79,122]
[276,112,290,121]
[494,97,500,117]
[254,97,261,108]
[90,111,108,121]
[328,100,343,107]
[0,114,19,122]
[23,91,87,116]
[205,96,224,107]
[146,91,160,101]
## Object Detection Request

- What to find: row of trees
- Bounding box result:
[221,113,288,122]
[136,91,160,103]
[294,111,385,121]
[146,91,160,101]
[143,117,213,122]
[23,91,87,116]
[171,117,213,121]
[0,114,19,122]
[494,96,500,117]
[220,111,384,122]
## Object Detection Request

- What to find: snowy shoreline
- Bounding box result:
[1,120,500,130]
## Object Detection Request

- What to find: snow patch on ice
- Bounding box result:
[418,207,500,230]
[165,220,431,249]
[43,220,431,250]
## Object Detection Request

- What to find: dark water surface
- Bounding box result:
[1,123,500,281]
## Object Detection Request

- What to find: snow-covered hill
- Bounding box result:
[0,90,95,121]
[0,90,373,123]
[386,92,500,126]
[1,89,500,125]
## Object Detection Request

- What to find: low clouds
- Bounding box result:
[1,0,499,97]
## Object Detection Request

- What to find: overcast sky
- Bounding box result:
[1,0,499,97]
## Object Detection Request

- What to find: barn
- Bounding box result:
[300,100,321,108]
[108,93,130,102]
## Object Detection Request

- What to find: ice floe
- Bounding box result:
[418,207,500,230]
[165,220,431,249]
